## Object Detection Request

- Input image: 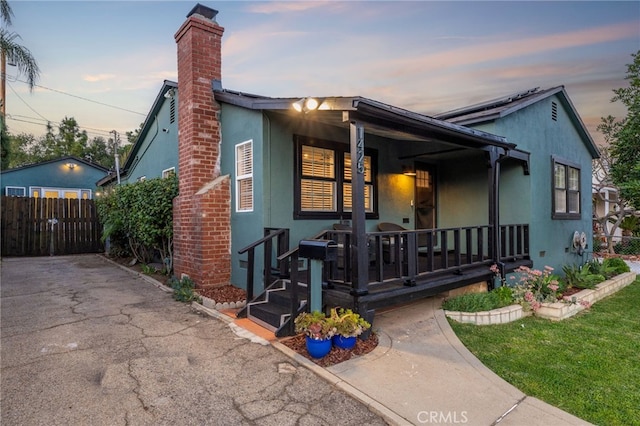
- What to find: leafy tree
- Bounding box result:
[4,116,136,169]
[592,142,637,253]
[607,51,640,210]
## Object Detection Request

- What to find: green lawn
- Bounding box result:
[449,279,640,426]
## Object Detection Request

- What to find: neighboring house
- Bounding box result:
[97,80,178,188]
[1,156,108,199]
[434,86,600,270]
[117,5,600,334]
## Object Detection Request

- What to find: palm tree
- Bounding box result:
[0,0,39,169]
[0,0,39,90]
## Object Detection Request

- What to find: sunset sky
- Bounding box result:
[4,1,639,146]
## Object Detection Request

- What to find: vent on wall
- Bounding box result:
[170,97,176,124]
[551,101,558,121]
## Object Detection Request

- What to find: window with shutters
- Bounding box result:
[552,156,580,219]
[294,135,377,219]
[236,140,253,212]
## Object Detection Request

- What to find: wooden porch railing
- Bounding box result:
[324,224,529,289]
[237,224,529,333]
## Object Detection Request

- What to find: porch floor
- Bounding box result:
[323,257,532,312]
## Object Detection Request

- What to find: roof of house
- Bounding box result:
[213,87,518,152]
[434,86,600,158]
[1,155,109,174]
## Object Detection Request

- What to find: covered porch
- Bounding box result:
[219,91,532,334]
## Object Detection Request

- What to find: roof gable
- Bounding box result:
[1,155,109,174]
[435,86,600,159]
[123,80,178,171]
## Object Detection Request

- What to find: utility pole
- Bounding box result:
[111,130,121,184]
[1,50,6,119]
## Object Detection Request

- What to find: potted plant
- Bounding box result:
[294,311,336,358]
[329,308,371,350]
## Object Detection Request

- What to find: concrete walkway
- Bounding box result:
[0,255,386,425]
[278,297,592,425]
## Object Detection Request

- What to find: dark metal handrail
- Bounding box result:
[238,227,290,301]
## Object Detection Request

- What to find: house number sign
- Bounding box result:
[356,126,365,174]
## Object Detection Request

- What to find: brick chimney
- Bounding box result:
[173,4,231,288]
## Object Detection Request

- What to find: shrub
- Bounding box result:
[96,175,178,273]
[170,276,200,303]
[442,288,512,313]
[511,266,561,311]
[493,286,513,307]
[602,257,631,275]
[562,264,603,290]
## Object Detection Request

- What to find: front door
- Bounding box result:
[415,162,436,231]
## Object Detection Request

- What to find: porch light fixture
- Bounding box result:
[66,162,77,170]
[292,97,319,113]
[402,165,416,176]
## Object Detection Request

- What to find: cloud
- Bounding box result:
[82,73,116,83]
[245,1,339,14]
[381,21,639,79]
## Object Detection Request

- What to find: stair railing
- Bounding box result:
[237,228,290,302]
[276,230,329,336]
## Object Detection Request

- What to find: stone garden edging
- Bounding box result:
[199,295,246,311]
[444,271,637,325]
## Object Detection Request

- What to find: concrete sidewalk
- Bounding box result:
[271,297,592,426]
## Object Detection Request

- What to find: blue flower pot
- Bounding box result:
[305,336,332,358]
[332,335,357,350]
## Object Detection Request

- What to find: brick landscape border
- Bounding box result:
[444,272,637,325]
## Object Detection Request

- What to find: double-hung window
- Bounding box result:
[235,140,253,212]
[552,156,580,219]
[294,135,377,219]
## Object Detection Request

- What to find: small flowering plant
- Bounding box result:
[510,265,562,312]
[294,311,336,340]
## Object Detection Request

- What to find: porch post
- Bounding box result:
[487,146,503,285]
[349,120,369,296]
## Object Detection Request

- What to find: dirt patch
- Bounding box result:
[197,285,247,303]
[280,333,379,367]
[560,287,585,298]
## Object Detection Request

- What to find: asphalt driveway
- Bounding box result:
[0,255,386,425]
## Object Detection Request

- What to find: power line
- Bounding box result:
[6,114,122,138]
[14,78,147,116]
[7,81,50,122]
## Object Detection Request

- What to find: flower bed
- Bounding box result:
[445,271,636,325]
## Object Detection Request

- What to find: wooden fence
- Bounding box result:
[1,196,103,256]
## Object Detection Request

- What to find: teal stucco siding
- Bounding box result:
[1,157,107,198]
[121,94,179,184]
[474,94,594,272]
[219,104,266,289]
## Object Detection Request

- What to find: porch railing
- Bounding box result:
[324,224,529,289]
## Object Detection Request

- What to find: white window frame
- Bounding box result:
[5,186,26,196]
[28,187,91,199]
[162,167,176,178]
[235,140,253,212]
